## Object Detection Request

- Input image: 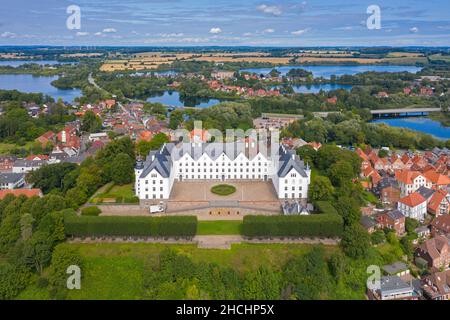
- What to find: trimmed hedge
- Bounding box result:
[81,206,102,216]
[315,201,339,215]
[64,215,197,238]
[242,214,343,238]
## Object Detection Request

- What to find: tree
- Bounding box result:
[108,153,134,185]
[308,176,335,202]
[0,263,31,300]
[371,230,386,245]
[81,110,102,133]
[20,213,34,241]
[149,133,170,151]
[335,197,361,227]
[405,217,419,234]
[27,163,78,194]
[48,245,83,299]
[169,109,184,130]
[328,161,354,187]
[340,225,371,259]
[243,266,281,300]
[65,188,88,208]
[283,246,331,300]
[296,145,316,166]
[328,252,347,282]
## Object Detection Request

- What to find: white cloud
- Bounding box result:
[1,31,16,38]
[409,27,419,33]
[159,33,185,37]
[291,28,310,35]
[94,32,103,36]
[263,28,275,33]
[76,32,89,36]
[243,32,253,37]
[209,27,222,34]
[257,4,282,16]
[103,28,117,33]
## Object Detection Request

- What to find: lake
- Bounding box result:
[147,91,222,108]
[0,74,82,102]
[372,117,450,140]
[274,83,353,93]
[241,65,422,79]
[0,60,75,67]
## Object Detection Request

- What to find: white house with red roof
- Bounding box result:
[395,170,432,197]
[398,192,428,221]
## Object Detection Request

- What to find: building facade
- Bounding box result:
[135,142,311,202]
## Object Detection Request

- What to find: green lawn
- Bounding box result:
[197,220,243,235]
[17,242,337,300]
[211,184,236,196]
[90,183,136,203]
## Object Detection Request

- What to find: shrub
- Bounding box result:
[64,215,197,238]
[242,214,343,238]
[81,206,102,216]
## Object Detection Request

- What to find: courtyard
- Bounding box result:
[165,180,282,217]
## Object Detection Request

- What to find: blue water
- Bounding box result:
[241,65,422,79]
[0,60,75,67]
[373,118,450,140]
[0,74,81,102]
[147,91,222,108]
[274,83,353,93]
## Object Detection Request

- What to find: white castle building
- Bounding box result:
[135,141,311,201]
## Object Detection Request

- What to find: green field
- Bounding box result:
[17,242,337,300]
[197,220,243,235]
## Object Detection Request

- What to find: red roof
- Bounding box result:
[395,170,425,184]
[0,189,43,199]
[424,171,450,186]
[26,154,49,161]
[428,190,449,213]
[399,192,426,207]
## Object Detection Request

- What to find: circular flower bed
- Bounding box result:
[211,184,237,196]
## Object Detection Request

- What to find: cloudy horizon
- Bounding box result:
[0,0,449,47]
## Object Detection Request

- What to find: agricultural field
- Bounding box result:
[429,53,450,62]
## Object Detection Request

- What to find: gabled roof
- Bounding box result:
[428,190,449,213]
[431,215,450,234]
[395,170,426,184]
[424,171,450,185]
[399,192,426,207]
[277,146,308,178]
[386,209,405,221]
[419,235,449,260]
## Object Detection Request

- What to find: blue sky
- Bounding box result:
[0,0,449,46]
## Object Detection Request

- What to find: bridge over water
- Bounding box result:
[313,107,443,119]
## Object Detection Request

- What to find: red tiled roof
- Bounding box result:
[424,171,450,186]
[0,189,43,199]
[395,170,426,184]
[428,190,449,213]
[431,215,450,234]
[399,192,426,207]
